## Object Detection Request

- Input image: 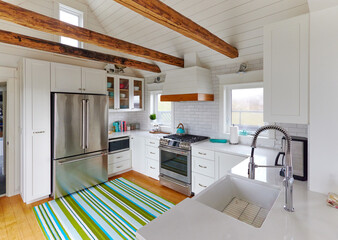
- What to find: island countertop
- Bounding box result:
[136,157,338,240]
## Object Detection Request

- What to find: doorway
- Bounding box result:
[0,84,6,196]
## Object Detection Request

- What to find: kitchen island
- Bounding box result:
[136,155,338,240]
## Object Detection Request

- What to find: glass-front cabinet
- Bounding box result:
[107,74,144,112]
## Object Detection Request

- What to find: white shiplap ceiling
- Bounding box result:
[85,0,309,76]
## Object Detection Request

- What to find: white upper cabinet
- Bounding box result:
[107,74,144,112]
[82,67,107,94]
[51,63,107,95]
[21,58,51,203]
[51,63,82,93]
[264,14,309,124]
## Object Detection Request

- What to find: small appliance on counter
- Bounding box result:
[275,136,308,181]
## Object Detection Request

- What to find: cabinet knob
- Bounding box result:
[83,88,86,91]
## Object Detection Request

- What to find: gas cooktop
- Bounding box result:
[160,134,209,150]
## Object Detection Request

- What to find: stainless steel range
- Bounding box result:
[159,134,209,196]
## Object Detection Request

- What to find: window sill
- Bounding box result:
[224,133,276,148]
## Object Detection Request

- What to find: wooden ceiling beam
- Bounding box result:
[114,0,239,59]
[0,29,161,73]
[0,0,184,68]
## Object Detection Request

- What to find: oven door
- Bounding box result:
[159,146,191,184]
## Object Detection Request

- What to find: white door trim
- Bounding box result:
[0,66,18,197]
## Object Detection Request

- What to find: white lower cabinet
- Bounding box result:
[21,58,51,203]
[192,157,215,178]
[108,150,132,176]
[191,146,248,195]
[147,159,159,180]
[192,172,215,195]
[131,136,147,175]
[216,152,247,179]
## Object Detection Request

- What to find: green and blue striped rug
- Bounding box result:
[34,177,175,240]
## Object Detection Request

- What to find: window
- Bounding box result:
[150,92,173,129]
[59,4,83,48]
[225,83,264,134]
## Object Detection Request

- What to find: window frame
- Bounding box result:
[220,82,272,138]
[150,91,174,132]
[225,82,264,134]
[54,1,87,48]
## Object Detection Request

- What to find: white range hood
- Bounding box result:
[161,66,214,102]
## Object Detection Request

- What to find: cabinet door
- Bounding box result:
[82,67,107,94]
[264,14,309,124]
[24,59,51,201]
[131,78,144,111]
[216,152,246,179]
[131,136,146,174]
[118,77,131,110]
[51,63,82,93]
[107,75,116,110]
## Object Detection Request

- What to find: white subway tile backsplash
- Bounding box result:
[108,58,308,147]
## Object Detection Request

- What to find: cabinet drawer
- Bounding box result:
[192,147,214,161]
[192,157,215,178]
[192,172,215,195]
[108,160,131,175]
[108,150,131,164]
[146,138,159,147]
[147,159,159,180]
[145,146,159,160]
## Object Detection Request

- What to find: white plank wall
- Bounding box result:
[86,0,309,75]
[0,0,309,76]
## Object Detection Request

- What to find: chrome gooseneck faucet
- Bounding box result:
[249,125,294,212]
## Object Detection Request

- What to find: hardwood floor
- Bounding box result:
[0,170,187,240]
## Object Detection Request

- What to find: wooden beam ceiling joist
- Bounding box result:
[0,29,161,73]
[114,0,239,59]
[0,0,184,68]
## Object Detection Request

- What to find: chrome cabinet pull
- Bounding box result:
[116,156,122,159]
[79,88,82,90]
[150,141,155,144]
[199,183,207,188]
[116,165,122,169]
[150,152,155,155]
[198,165,207,169]
[150,166,155,169]
[198,152,207,156]
[33,131,45,134]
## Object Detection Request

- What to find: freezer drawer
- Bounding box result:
[53,152,108,198]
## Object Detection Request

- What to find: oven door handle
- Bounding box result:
[159,146,190,156]
[109,136,130,143]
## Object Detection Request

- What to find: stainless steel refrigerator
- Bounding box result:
[52,93,108,199]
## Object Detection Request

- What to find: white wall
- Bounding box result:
[309,5,338,194]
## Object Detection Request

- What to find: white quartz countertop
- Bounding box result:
[193,140,279,161]
[136,155,338,240]
[108,130,168,140]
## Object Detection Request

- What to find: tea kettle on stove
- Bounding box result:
[176,123,186,135]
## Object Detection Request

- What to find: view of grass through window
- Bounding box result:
[231,88,264,132]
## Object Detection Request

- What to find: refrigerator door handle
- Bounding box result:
[86,99,89,149]
[82,99,86,149]
[57,152,107,165]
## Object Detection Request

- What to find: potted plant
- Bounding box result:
[149,113,156,121]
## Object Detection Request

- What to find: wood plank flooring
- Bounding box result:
[0,170,187,240]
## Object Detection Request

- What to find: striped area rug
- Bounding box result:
[34,177,175,240]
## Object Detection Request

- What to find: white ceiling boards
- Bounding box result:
[85,0,309,74]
